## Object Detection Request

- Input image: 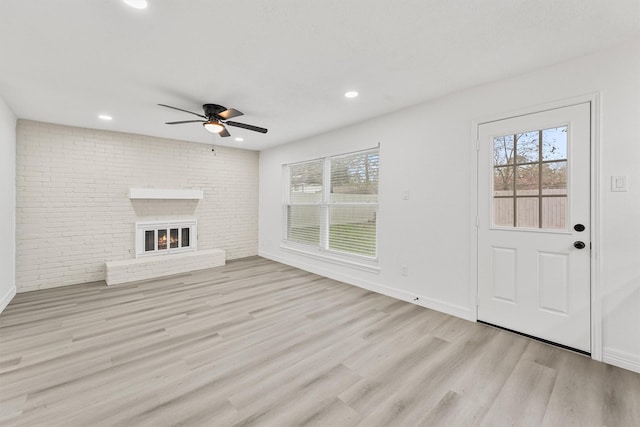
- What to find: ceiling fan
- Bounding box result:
[158,103,268,137]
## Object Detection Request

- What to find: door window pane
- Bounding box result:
[516,198,539,228]
[493,198,514,227]
[541,161,567,195]
[494,135,514,166]
[542,126,568,161]
[494,166,514,196]
[516,164,539,196]
[516,131,539,163]
[542,197,567,229]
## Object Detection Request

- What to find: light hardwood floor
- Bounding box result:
[1,256,639,426]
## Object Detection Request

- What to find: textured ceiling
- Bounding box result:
[1,0,639,150]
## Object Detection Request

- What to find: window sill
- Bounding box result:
[280,242,380,274]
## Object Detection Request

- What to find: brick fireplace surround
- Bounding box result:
[15,120,258,292]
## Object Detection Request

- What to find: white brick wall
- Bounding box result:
[16,120,259,292]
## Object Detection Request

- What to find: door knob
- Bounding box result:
[573,241,586,249]
[574,224,585,232]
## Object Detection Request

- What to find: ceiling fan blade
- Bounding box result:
[165,120,206,125]
[225,121,268,134]
[218,108,244,120]
[219,127,231,137]
[158,104,207,119]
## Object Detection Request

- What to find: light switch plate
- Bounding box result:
[611,176,627,192]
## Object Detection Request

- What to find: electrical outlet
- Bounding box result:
[400,264,408,276]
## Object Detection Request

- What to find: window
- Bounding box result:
[493,126,568,229]
[286,160,324,246]
[283,148,379,259]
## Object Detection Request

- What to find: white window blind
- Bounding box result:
[283,148,379,259]
[285,160,323,245]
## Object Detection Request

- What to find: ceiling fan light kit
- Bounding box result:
[203,121,224,134]
[159,103,268,138]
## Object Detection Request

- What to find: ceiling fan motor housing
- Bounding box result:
[203,104,227,119]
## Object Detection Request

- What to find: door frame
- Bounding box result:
[469,93,602,361]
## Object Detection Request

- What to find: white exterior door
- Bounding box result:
[477,103,591,352]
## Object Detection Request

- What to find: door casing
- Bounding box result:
[469,93,602,361]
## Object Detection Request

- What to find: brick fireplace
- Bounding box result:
[104,188,226,285]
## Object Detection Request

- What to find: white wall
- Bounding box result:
[259,37,640,372]
[16,121,259,292]
[0,96,17,314]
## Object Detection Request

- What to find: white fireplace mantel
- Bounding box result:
[129,188,204,200]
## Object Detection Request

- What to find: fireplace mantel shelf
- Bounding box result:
[129,188,204,200]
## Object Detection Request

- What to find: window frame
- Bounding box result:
[491,126,569,231]
[282,147,380,271]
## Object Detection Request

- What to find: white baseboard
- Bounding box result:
[259,250,474,322]
[0,285,17,315]
[602,347,640,374]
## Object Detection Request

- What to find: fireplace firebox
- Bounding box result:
[135,219,197,258]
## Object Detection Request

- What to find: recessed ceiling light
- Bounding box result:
[235,137,244,142]
[122,0,148,9]
[98,114,113,121]
[344,91,359,98]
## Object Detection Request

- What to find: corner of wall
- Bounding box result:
[0,286,17,315]
[0,95,17,314]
